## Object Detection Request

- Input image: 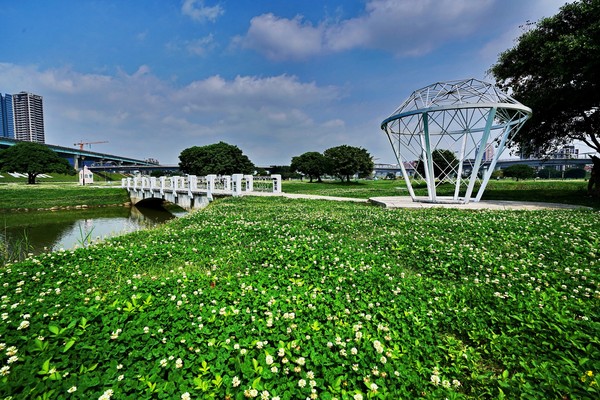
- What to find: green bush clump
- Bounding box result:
[0,197,598,399]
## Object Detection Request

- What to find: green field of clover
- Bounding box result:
[1,196,599,399]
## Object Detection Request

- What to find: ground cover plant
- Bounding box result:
[0,197,598,399]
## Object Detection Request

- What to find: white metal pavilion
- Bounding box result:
[380,78,532,203]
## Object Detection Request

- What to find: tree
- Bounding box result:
[0,141,74,184]
[415,149,459,181]
[564,168,587,179]
[323,145,373,182]
[503,164,536,181]
[290,152,330,182]
[537,168,561,179]
[179,142,254,176]
[489,0,600,155]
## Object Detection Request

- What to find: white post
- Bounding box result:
[453,133,468,201]
[244,175,254,192]
[224,176,232,192]
[160,176,165,195]
[188,175,197,196]
[133,177,139,191]
[272,174,282,193]
[232,174,243,196]
[172,176,179,197]
[150,177,157,190]
[207,175,216,192]
[464,107,496,203]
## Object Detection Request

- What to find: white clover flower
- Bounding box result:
[380,356,387,364]
[452,379,461,388]
[232,376,241,387]
[181,392,191,400]
[353,394,363,400]
[351,347,358,355]
[266,355,274,365]
[0,366,10,376]
[298,379,307,388]
[0,343,5,351]
[5,346,17,356]
[271,366,278,373]
[68,386,77,393]
[296,357,306,366]
[118,374,124,381]
[160,358,168,367]
[260,390,270,400]
[278,348,285,357]
[17,320,29,330]
[175,358,183,368]
[306,370,315,379]
[143,326,150,334]
[430,374,441,386]
[7,355,19,364]
[98,389,114,400]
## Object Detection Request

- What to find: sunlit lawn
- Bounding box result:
[0,196,598,399]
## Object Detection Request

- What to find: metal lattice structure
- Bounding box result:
[380,78,532,203]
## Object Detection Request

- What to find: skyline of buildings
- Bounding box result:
[0,91,45,144]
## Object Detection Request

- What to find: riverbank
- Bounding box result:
[0,184,130,211]
[0,196,598,399]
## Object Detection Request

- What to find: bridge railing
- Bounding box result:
[121,174,282,196]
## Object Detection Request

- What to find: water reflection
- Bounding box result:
[1,205,186,256]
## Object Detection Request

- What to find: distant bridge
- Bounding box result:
[374,155,595,177]
[0,137,155,169]
[123,174,282,211]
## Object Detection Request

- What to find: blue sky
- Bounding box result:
[0,0,572,166]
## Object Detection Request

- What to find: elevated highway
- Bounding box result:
[0,137,155,169]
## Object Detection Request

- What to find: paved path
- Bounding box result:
[369,196,592,210]
[247,192,591,210]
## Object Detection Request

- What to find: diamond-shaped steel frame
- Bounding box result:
[380,78,532,203]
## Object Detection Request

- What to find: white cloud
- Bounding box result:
[186,35,216,56]
[241,14,324,60]
[0,63,346,165]
[237,0,495,60]
[181,0,224,23]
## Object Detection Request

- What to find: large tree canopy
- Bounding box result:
[489,0,600,155]
[290,151,330,182]
[0,141,74,184]
[179,141,255,176]
[323,145,373,182]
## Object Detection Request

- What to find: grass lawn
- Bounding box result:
[0,196,598,399]
[282,179,600,208]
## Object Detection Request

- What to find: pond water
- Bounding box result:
[1,205,187,258]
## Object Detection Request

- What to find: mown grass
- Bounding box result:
[0,196,598,399]
[0,185,130,211]
[282,179,600,208]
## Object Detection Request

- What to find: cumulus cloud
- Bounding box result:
[181,0,224,23]
[237,0,495,60]
[0,63,344,164]
[241,14,324,61]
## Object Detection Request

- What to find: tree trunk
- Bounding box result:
[28,173,37,184]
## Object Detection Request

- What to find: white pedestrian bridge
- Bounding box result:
[122,174,282,211]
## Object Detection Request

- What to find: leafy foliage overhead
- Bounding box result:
[0,141,74,184]
[178,142,255,176]
[323,145,374,182]
[489,0,600,154]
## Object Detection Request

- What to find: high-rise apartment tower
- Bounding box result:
[0,93,14,139]
[12,91,45,143]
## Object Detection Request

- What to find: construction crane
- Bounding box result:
[74,141,108,150]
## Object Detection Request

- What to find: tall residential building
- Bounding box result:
[0,93,14,139]
[12,91,45,143]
